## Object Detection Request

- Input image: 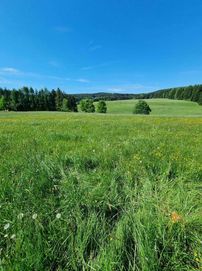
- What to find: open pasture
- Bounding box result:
[0,112,201,270]
[103,98,202,116]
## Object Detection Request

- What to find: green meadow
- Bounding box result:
[103,98,202,116]
[0,100,202,270]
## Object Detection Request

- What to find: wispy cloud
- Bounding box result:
[0,76,12,84]
[67,83,158,94]
[48,60,60,67]
[81,61,119,71]
[0,67,21,75]
[89,45,102,51]
[75,78,90,83]
[81,66,95,71]
[87,40,102,52]
[179,70,202,75]
[0,67,90,86]
[0,75,25,87]
[54,26,72,33]
[106,84,150,93]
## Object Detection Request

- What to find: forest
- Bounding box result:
[0,87,77,112]
[141,84,202,105]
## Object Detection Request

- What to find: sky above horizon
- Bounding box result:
[0,0,202,94]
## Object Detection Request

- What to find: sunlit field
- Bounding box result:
[0,110,202,270]
[103,98,202,116]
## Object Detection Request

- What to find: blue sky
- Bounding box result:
[0,0,202,94]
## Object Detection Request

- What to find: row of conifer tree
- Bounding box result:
[141,84,202,105]
[0,87,77,111]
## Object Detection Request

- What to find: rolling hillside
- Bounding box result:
[102,99,202,116]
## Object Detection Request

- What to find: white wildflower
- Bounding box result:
[32,213,38,220]
[56,213,61,219]
[4,223,10,230]
[4,234,8,238]
[18,213,24,219]
[11,234,16,239]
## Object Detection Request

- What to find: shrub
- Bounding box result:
[133,100,151,115]
[96,100,107,113]
[80,99,95,113]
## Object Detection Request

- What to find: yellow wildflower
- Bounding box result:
[171,211,182,223]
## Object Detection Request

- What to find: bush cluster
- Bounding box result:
[80,99,107,113]
[133,100,152,115]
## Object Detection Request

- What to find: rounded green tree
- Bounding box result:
[133,100,151,115]
[80,99,95,113]
[96,100,107,113]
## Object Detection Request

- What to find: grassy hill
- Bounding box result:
[103,98,202,116]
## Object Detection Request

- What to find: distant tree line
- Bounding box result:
[0,87,77,111]
[74,92,137,102]
[141,84,202,105]
[0,84,202,112]
[71,85,202,105]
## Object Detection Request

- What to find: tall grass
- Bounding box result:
[0,112,201,270]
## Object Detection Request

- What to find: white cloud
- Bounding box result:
[0,67,21,75]
[75,78,90,83]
